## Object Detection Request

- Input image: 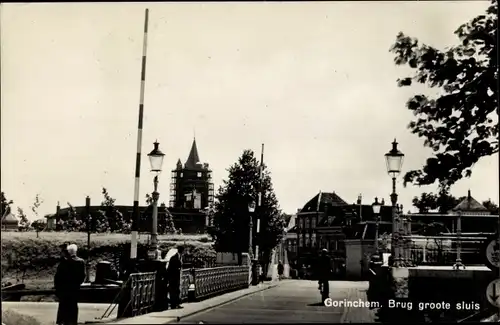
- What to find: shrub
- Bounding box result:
[1,232,214,285]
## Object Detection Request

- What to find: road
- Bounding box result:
[1,301,117,325]
[178,280,377,323]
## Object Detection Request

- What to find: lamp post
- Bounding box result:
[372,197,381,253]
[248,200,256,258]
[248,199,260,285]
[147,141,165,260]
[384,139,404,268]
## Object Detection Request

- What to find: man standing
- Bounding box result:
[167,245,185,309]
[316,249,332,299]
[54,244,86,325]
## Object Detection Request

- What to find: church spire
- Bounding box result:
[185,138,201,169]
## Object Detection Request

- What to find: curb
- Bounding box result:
[169,282,279,323]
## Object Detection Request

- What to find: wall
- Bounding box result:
[345,239,376,279]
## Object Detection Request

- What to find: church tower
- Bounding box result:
[169,138,214,209]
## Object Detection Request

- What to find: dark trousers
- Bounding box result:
[56,294,79,325]
[318,279,329,297]
[169,279,181,308]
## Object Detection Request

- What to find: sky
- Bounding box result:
[1,1,498,220]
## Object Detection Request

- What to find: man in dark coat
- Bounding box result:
[167,245,185,309]
[54,244,86,325]
[316,248,332,296]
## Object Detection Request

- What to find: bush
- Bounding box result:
[2,309,41,325]
[1,232,214,285]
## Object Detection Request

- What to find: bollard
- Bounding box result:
[251,260,259,285]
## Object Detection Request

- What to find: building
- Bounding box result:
[167,138,214,233]
[286,191,393,277]
[1,207,19,231]
[169,138,214,210]
[46,138,213,234]
[410,190,496,234]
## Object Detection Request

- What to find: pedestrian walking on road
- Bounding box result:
[167,245,185,309]
[54,244,86,325]
[277,260,284,280]
[316,249,332,300]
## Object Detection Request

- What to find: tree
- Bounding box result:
[1,191,13,217]
[412,190,464,214]
[100,187,126,232]
[17,207,30,231]
[390,1,498,189]
[482,199,499,214]
[31,219,47,236]
[211,150,285,264]
[159,202,176,234]
[30,194,44,237]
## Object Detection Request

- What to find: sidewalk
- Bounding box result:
[103,282,279,324]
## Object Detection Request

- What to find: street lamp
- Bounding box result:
[248,200,256,258]
[147,140,165,260]
[385,139,404,267]
[248,199,260,285]
[372,197,381,253]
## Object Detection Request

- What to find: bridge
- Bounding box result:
[109,280,375,324]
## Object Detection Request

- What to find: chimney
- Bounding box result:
[381,198,385,205]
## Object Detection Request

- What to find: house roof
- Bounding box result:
[452,190,488,212]
[185,138,201,169]
[300,191,348,212]
[2,211,19,224]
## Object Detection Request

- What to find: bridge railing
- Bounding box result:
[129,272,156,316]
[119,265,250,318]
[191,265,249,300]
[403,235,488,267]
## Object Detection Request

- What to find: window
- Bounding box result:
[197,172,202,178]
[302,218,306,229]
[311,217,316,228]
[180,172,183,178]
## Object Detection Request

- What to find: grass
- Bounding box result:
[1,231,212,244]
[1,231,215,292]
[1,309,42,325]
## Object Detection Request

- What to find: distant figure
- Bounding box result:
[277,260,284,280]
[316,249,332,297]
[167,245,185,309]
[54,244,86,325]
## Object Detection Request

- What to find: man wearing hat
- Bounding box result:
[316,248,332,299]
[54,244,86,325]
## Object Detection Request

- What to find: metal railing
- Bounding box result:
[192,265,249,300]
[116,265,249,319]
[180,270,191,301]
[404,235,488,267]
[129,272,156,316]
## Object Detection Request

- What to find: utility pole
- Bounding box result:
[130,8,150,266]
[86,196,91,282]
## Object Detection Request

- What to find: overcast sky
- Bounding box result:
[1,1,498,220]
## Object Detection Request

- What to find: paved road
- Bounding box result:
[2,302,117,325]
[178,280,377,323]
